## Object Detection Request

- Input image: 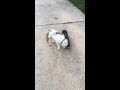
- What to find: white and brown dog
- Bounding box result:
[46,29,70,49]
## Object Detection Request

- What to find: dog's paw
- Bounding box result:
[48,44,51,46]
[58,47,60,50]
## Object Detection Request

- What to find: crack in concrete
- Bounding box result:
[35,21,84,27]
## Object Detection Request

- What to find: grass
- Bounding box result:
[69,0,85,13]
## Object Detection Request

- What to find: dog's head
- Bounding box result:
[48,29,58,38]
[61,39,68,48]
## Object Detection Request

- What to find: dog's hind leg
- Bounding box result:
[52,39,55,44]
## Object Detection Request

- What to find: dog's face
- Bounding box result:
[61,39,68,48]
[48,30,58,38]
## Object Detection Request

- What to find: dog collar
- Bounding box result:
[61,39,66,44]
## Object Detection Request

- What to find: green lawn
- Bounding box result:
[69,0,85,13]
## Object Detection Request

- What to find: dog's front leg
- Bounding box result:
[48,38,52,46]
[56,42,60,49]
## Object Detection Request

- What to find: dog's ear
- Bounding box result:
[46,32,49,44]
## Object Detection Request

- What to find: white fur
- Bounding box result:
[48,29,68,49]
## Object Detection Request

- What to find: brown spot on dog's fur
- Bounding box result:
[46,32,49,44]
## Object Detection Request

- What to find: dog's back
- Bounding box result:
[62,30,70,48]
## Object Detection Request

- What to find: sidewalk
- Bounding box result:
[35,0,85,90]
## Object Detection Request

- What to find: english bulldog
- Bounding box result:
[46,29,70,49]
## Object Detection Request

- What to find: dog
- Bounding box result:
[46,29,70,49]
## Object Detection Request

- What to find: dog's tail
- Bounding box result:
[46,31,49,44]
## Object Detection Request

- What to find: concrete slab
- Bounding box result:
[35,0,85,25]
[35,22,85,90]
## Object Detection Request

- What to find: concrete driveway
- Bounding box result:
[35,0,85,90]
